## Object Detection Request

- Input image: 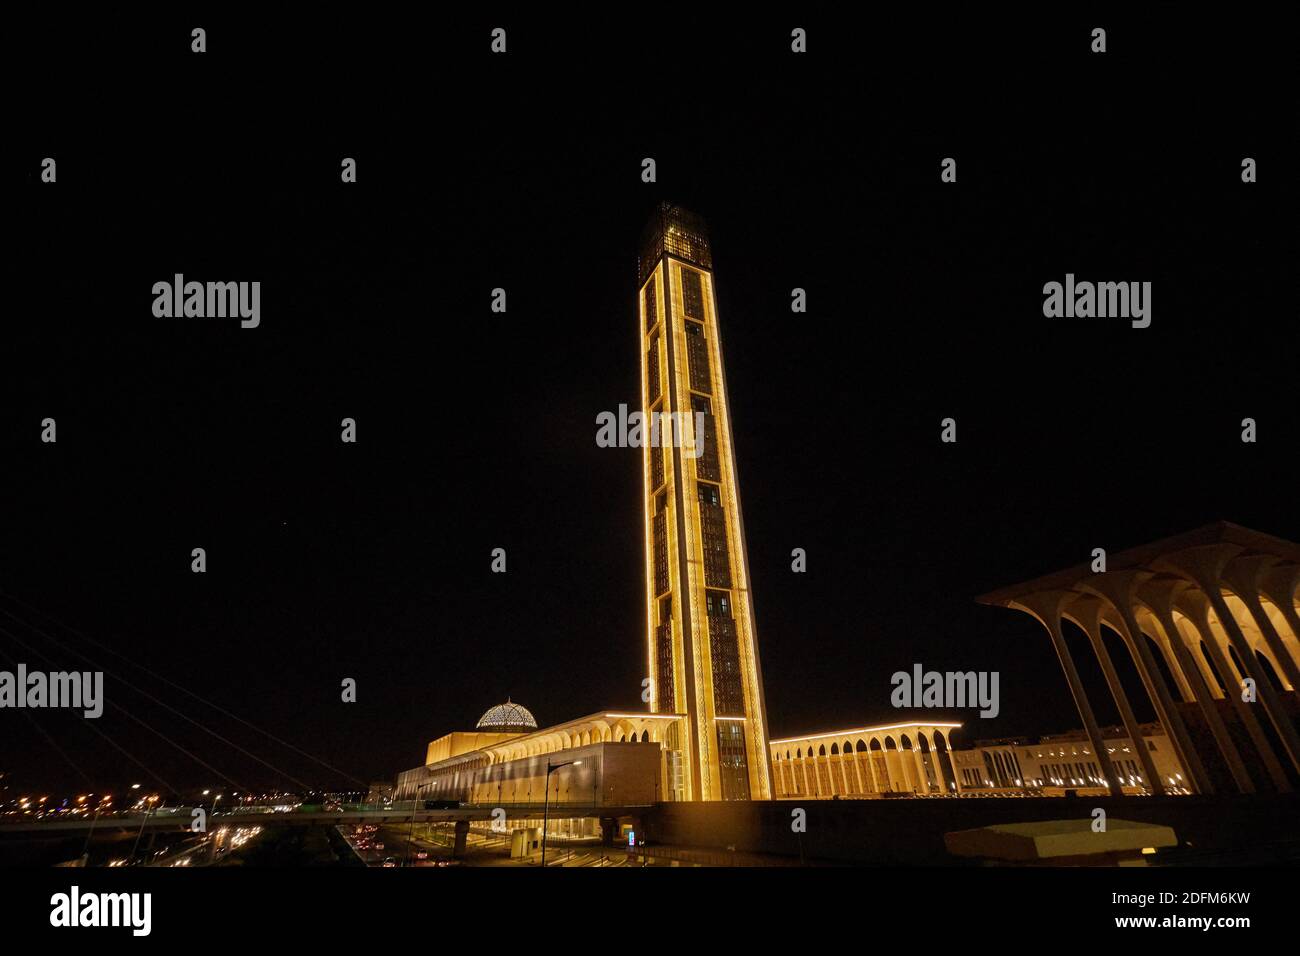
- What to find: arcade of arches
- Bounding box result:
[769,723,962,797]
[978,523,1300,798]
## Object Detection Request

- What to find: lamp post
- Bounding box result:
[408,782,433,866]
[540,760,580,868]
[128,794,159,865]
[79,795,103,866]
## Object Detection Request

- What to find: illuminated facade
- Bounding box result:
[950,723,1189,794]
[638,203,772,801]
[395,705,684,808]
[770,722,962,797]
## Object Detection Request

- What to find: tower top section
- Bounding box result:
[638,201,712,285]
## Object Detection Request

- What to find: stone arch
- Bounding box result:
[930,730,957,792]
[1258,592,1300,651]
[1143,631,1191,703]
[1254,647,1286,693]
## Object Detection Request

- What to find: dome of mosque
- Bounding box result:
[476,699,537,732]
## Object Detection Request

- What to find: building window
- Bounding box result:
[716,722,750,801]
[655,597,674,710]
[707,589,743,718]
[691,394,719,481]
[652,505,669,597]
[684,321,711,393]
[650,423,664,491]
[647,334,661,403]
[697,482,731,588]
[644,275,658,331]
[681,268,705,319]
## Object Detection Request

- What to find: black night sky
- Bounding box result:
[3,13,1293,797]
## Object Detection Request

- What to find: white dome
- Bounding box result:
[476,700,537,732]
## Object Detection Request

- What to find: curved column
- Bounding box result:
[1225,556,1300,687]
[925,732,949,793]
[1160,545,1300,780]
[1064,595,1165,794]
[1251,639,1294,692]
[939,733,963,793]
[1176,589,1291,792]
[910,743,931,793]
[878,749,899,790]
[1259,565,1300,654]
[1156,631,1195,702]
[1138,579,1256,793]
[1205,616,1247,687]
[900,744,920,792]
[1081,570,1213,795]
[1008,589,1123,796]
[1186,624,1226,698]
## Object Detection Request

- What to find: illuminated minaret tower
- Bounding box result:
[638,202,772,801]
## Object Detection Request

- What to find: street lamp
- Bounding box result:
[128,795,159,865]
[540,760,580,868]
[408,783,434,866]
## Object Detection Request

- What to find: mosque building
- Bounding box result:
[393,209,1299,817]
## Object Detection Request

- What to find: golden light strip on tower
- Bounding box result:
[640,263,696,800]
[640,265,660,714]
[669,260,713,800]
[699,266,772,799]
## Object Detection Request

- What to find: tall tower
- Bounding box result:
[638,202,772,801]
